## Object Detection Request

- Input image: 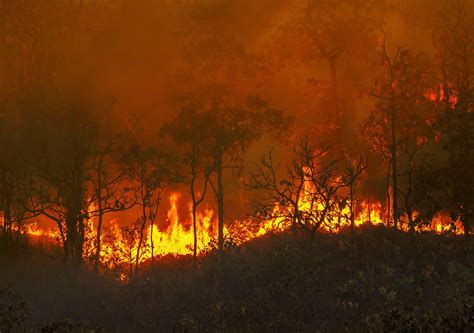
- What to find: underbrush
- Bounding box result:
[0,226,472,332]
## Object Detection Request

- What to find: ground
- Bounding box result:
[0,226,472,332]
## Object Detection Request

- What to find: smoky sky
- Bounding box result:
[52,0,434,128]
[1,0,446,223]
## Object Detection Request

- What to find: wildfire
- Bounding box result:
[23,223,59,239]
[424,84,458,106]
[90,193,219,268]
[23,190,464,270]
[147,194,215,256]
[356,201,384,226]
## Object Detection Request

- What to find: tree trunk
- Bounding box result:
[16,219,21,242]
[94,156,104,274]
[135,163,147,277]
[190,165,198,270]
[390,104,398,229]
[462,215,471,243]
[216,152,225,256]
[135,210,146,276]
[94,211,103,274]
[75,214,84,266]
[349,183,355,249]
[65,211,77,266]
[150,216,155,270]
[385,160,391,226]
[406,200,414,233]
[406,165,414,233]
[94,211,104,275]
[192,204,198,269]
[4,203,12,244]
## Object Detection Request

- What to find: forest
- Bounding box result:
[0,0,473,331]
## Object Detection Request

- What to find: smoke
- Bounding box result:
[1,0,443,222]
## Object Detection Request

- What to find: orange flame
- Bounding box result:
[24,190,464,269]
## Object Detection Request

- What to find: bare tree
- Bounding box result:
[88,106,136,274]
[363,39,432,229]
[341,155,367,241]
[161,108,213,269]
[249,139,349,236]
[124,143,178,276]
[207,96,289,256]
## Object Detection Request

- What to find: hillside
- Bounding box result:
[0,227,472,332]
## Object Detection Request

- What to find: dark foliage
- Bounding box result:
[0,228,472,332]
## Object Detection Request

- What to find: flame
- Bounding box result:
[421,212,463,234]
[24,189,464,270]
[356,201,384,226]
[255,168,385,234]
[424,84,458,106]
[145,193,214,256]
[22,223,58,239]
[95,193,218,268]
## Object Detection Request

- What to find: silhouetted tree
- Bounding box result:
[88,103,136,274]
[0,121,35,243]
[207,95,289,256]
[363,41,433,229]
[250,139,350,235]
[422,0,474,239]
[161,107,214,269]
[178,1,291,258]
[276,0,380,138]
[124,142,179,276]
[341,155,367,241]
[30,99,98,267]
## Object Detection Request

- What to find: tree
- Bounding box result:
[341,155,367,241]
[0,0,113,260]
[396,106,434,232]
[0,0,86,245]
[0,106,35,243]
[30,99,98,267]
[421,0,474,239]
[250,139,350,235]
[176,1,291,258]
[123,142,179,276]
[88,104,136,274]
[104,219,146,283]
[207,95,289,256]
[363,40,433,229]
[275,0,380,138]
[161,107,213,269]
[165,92,289,259]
